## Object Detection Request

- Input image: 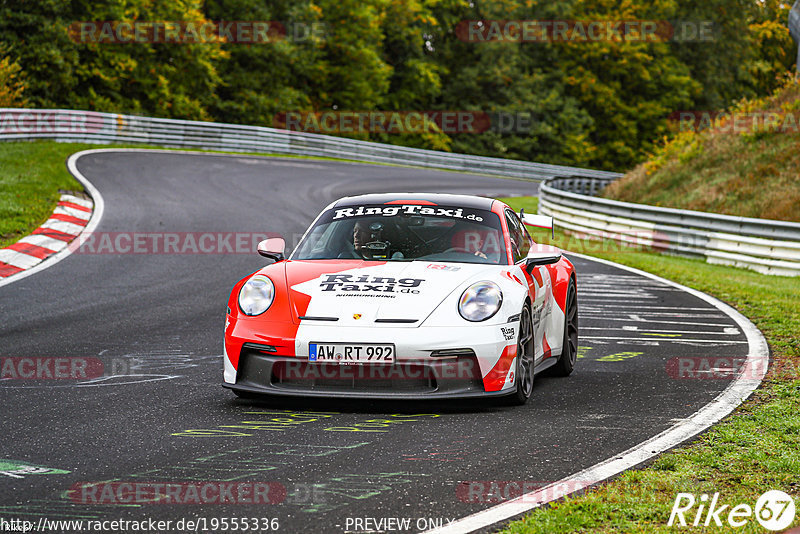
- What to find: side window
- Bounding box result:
[505,210,530,263]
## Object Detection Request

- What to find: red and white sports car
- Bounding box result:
[223,193,578,404]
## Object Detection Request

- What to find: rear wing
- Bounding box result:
[520,209,554,239]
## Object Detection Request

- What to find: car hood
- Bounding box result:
[284,259,499,327]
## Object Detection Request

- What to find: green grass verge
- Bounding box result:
[499,196,800,533]
[0,142,95,249]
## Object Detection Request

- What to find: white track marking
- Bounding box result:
[38,219,84,236]
[17,234,67,252]
[578,316,735,327]
[61,194,92,208]
[425,253,768,534]
[0,250,42,269]
[581,304,727,317]
[53,205,91,220]
[580,336,748,344]
[583,326,741,336]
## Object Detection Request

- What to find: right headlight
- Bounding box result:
[458,281,503,322]
[238,275,275,316]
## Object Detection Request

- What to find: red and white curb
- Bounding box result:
[0,194,93,278]
[0,149,105,288]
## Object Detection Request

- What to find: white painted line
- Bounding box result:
[583,326,741,336]
[0,249,42,269]
[0,150,105,288]
[581,305,717,311]
[17,234,67,252]
[581,336,747,344]
[578,316,734,327]
[425,253,769,534]
[584,310,730,318]
[60,194,93,209]
[39,219,84,236]
[54,205,91,221]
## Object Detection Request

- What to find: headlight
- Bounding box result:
[238,275,275,316]
[458,281,503,322]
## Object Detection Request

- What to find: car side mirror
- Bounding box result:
[524,251,561,274]
[257,238,286,262]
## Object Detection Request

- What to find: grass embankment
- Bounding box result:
[601,77,800,222]
[0,142,93,249]
[496,196,800,532]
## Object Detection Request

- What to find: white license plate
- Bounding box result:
[308,343,395,364]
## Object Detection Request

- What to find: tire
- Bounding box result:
[506,303,535,406]
[550,278,578,377]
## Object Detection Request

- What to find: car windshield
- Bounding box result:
[292,203,508,265]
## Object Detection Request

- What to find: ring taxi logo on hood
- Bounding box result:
[333,205,484,221]
[320,274,424,294]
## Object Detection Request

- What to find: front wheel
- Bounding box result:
[550,278,578,377]
[506,304,535,405]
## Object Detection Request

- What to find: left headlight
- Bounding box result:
[238,275,275,316]
[458,281,503,322]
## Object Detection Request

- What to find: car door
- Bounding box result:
[505,209,549,361]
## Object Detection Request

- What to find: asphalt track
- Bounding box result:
[0,151,751,533]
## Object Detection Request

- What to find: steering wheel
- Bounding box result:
[441,247,471,254]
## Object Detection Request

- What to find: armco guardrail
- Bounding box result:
[0,109,619,182]
[540,176,800,277]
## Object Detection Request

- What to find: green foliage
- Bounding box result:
[603,76,800,221]
[0,0,795,169]
[0,45,27,106]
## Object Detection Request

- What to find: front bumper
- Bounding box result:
[224,321,519,399]
[227,350,499,399]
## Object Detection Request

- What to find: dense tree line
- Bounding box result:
[0,0,794,170]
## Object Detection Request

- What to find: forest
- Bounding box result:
[0,0,794,170]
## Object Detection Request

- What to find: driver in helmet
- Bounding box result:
[352,219,405,260]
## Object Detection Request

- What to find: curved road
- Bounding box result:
[0,152,749,533]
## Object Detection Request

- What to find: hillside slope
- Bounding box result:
[602,76,800,222]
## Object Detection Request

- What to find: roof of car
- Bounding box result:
[333,193,498,211]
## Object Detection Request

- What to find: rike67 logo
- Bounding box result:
[668,490,796,531]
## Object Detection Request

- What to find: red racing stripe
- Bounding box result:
[0,263,24,277]
[32,228,76,241]
[482,344,517,392]
[50,213,90,226]
[57,201,92,213]
[7,242,56,259]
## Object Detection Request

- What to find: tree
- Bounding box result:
[0,45,28,107]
